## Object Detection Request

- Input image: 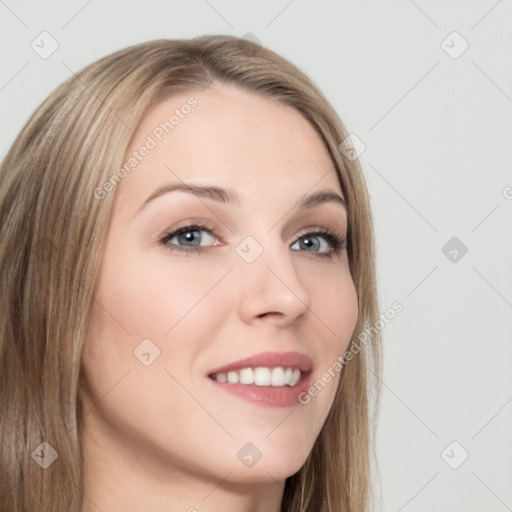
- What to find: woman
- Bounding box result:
[0,35,382,512]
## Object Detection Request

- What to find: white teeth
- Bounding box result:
[289,368,301,387]
[216,372,227,383]
[271,367,286,386]
[239,368,255,384]
[254,367,271,386]
[211,366,302,387]
[227,371,239,384]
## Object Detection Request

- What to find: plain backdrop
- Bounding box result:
[1,1,511,511]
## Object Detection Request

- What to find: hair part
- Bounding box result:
[0,34,382,512]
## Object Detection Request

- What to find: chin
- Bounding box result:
[225,458,307,485]
[222,440,312,485]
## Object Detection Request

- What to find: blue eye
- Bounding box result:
[290,228,346,258]
[160,224,217,252]
[159,224,346,257]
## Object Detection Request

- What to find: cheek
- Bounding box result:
[82,246,235,409]
[94,246,232,340]
[310,266,359,354]
[304,269,358,406]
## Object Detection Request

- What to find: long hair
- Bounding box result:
[0,35,382,512]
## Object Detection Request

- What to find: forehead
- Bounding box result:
[119,83,342,208]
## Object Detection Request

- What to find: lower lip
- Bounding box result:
[207,372,312,408]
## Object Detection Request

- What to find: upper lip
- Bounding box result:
[208,351,313,376]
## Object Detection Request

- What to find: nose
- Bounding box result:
[236,237,312,327]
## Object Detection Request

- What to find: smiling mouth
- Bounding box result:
[209,366,305,387]
[207,366,313,408]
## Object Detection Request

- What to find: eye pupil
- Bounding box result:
[301,236,320,251]
[179,230,200,245]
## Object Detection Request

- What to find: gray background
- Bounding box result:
[1,1,511,510]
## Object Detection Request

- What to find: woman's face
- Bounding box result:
[81,82,358,496]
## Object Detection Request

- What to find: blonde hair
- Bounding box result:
[0,35,382,512]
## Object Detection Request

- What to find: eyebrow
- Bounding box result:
[134,182,347,216]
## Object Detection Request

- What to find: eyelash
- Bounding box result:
[158,222,347,259]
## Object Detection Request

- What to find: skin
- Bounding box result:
[80,82,358,512]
